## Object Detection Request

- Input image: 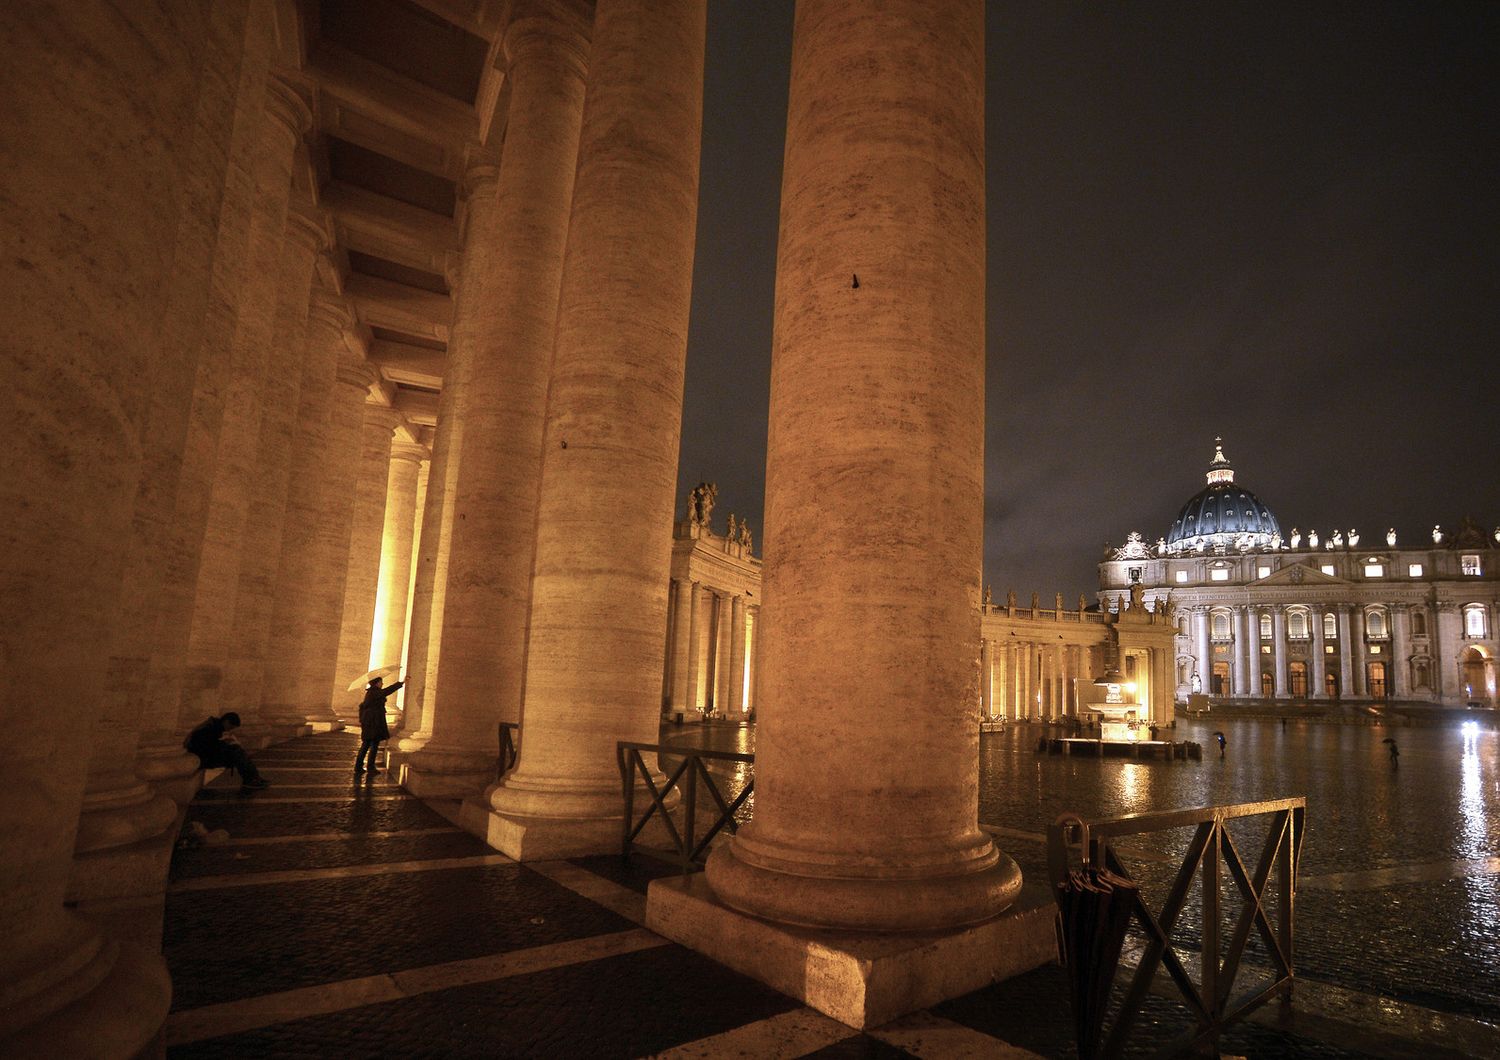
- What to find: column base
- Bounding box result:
[457,799,619,861]
[399,746,495,800]
[72,783,178,856]
[1,934,170,1059]
[646,873,1057,1029]
[67,822,182,944]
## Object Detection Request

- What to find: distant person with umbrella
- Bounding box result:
[1215,731,1226,759]
[1385,737,1399,768]
[355,671,403,775]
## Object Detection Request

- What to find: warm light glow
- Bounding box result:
[1409,563,1424,577]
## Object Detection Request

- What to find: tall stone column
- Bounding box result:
[1311,605,1328,698]
[980,639,993,717]
[699,0,1017,933]
[1,2,213,1050]
[371,441,428,670]
[728,594,748,716]
[179,72,311,730]
[485,0,707,856]
[685,582,705,712]
[223,202,326,734]
[1350,608,1362,701]
[668,579,694,714]
[750,606,764,716]
[1055,643,1067,717]
[1351,609,1368,697]
[399,455,430,715]
[261,288,356,728]
[1272,606,1289,698]
[1390,605,1411,699]
[1247,606,1263,696]
[330,404,403,715]
[404,0,592,796]
[1192,606,1210,694]
[712,593,731,712]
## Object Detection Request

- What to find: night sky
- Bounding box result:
[676,1,1500,601]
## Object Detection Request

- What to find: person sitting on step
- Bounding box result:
[184,712,268,790]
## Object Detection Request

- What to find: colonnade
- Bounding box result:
[664,578,760,718]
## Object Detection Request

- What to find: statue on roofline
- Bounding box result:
[688,482,717,529]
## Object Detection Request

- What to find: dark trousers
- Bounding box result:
[200,743,261,783]
[356,738,383,771]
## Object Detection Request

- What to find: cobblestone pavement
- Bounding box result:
[160,728,1493,1057]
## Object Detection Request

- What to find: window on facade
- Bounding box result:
[1364,563,1384,578]
[1288,610,1309,639]
[1413,660,1430,687]
[1366,610,1387,639]
[1412,610,1427,635]
[1323,613,1338,638]
[1210,568,1230,582]
[1211,612,1231,640]
[1259,613,1272,639]
[1408,563,1424,578]
[1320,563,1336,576]
[1462,555,1482,576]
[1257,565,1271,579]
[1175,570,1188,583]
[1464,604,1488,638]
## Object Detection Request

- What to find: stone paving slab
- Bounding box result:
[165,861,635,1010]
[172,829,490,879]
[181,797,449,837]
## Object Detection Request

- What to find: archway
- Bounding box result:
[1366,661,1387,700]
[1212,661,1230,696]
[1325,671,1340,699]
[1461,646,1495,707]
[1289,661,1307,697]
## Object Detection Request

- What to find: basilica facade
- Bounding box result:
[1099,441,1500,709]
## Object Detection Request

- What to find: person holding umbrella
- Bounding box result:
[355,670,403,775]
[1384,737,1399,768]
[1214,731,1226,759]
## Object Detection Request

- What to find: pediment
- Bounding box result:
[1253,562,1348,586]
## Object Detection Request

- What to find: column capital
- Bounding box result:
[263,72,314,143]
[285,201,331,254]
[460,140,503,201]
[504,0,592,80]
[363,403,405,436]
[335,356,379,392]
[309,287,356,334]
[391,440,429,464]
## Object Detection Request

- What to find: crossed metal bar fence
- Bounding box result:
[1047,796,1306,1058]
[616,741,754,873]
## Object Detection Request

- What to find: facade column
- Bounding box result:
[370,441,428,670]
[980,639,993,717]
[1351,608,1368,697]
[1337,606,1355,699]
[1230,607,1247,695]
[399,454,430,715]
[713,593,732,712]
[1,2,215,1049]
[330,405,403,716]
[1247,605,1263,696]
[261,287,359,730]
[728,594,748,716]
[223,200,326,735]
[1192,606,1210,694]
[699,0,1017,934]
[1272,606,1290,698]
[685,582,705,712]
[1055,643,1067,717]
[485,0,708,855]
[749,606,763,716]
[668,579,693,714]
[1390,605,1412,699]
[1310,604,1328,698]
[404,0,593,796]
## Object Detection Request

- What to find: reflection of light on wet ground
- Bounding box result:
[1458,722,1490,861]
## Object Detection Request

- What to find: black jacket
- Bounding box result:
[358,682,402,742]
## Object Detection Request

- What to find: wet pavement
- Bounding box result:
[158,724,1500,1056]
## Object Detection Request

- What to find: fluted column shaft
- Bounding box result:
[371,442,428,670]
[668,579,694,713]
[1272,607,1289,697]
[1391,606,1411,698]
[706,0,1016,932]
[223,204,324,728]
[488,0,706,850]
[330,405,403,715]
[409,2,592,795]
[0,1,215,1050]
[1248,606,1263,696]
[1338,607,1355,698]
[1192,607,1210,693]
[1311,606,1328,698]
[712,593,731,711]
[728,595,748,715]
[1351,609,1368,696]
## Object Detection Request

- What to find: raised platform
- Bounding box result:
[1039,737,1202,760]
[645,873,1058,1029]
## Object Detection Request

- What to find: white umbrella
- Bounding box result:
[346,663,401,693]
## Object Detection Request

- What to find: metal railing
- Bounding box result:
[1048,796,1306,1058]
[498,721,519,776]
[616,741,754,873]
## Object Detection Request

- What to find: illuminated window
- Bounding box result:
[1366,610,1388,639]
[1259,613,1272,639]
[1175,570,1188,584]
[1325,645,1335,654]
[1369,644,1382,655]
[1288,610,1309,639]
[1257,565,1271,579]
[1211,612,1231,640]
[1210,568,1231,582]
[1462,555,1482,576]
[1320,563,1336,576]
[1464,604,1488,638]
[1412,610,1426,635]
[1364,563,1384,578]
[1261,644,1272,655]
[1323,613,1338,638]
[1408,563,1424,577]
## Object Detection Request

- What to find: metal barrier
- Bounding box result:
[498,721,519,776]
[616,741,754,873]
[1048,796,1305,1058]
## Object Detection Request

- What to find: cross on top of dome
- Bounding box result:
[1206,436,1235,485]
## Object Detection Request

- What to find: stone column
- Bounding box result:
[1247,606,1263,697]
[1311,604,1328,698]
[1055,643,1067,717]
[750,606,764,715]
[713,593,732,712]
[1230,608,1247,695]
[980,639,993,717]
[485,0,707,856]
[178,73,311,731]
[1192,606,1210,694]
[399,456,430,716]
[685,582,705,712]
[370,441,427,670]
[330,404,403,715]
[728,594,748,716]
[1390,605,1411,699]
[702,0,1018,932]
[222,201,325,735]
[1272,606,1289,698]
[405,1,592,796]
[1351,608,1368,697]
[668,579,694,714]
[1338,606,1355,698]
[1,2,214,1050]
